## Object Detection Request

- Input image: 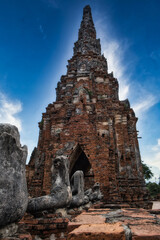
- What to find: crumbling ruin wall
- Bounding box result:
[27,5,149,208]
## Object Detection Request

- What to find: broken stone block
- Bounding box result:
[85,183,103,202]
[0,124,28,227]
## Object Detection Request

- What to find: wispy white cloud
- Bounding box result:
[153,138,160,151]
[96,24,130,99]
[0,92,22,131]
[150,50,160,62]
[0,91,35,162]
[144,151,160,170]
[132,94,158,117]
[148,165,160,183]
[103,41,130,100]
[95,17,158,111]
[39,25,44,33]
[143,138,160,182]
[39,24,47,40]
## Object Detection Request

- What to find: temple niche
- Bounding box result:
[26,5,150,208]
[69,144,94,191]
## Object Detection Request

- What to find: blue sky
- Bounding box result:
[0,0,160,181]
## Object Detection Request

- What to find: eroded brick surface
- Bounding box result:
[68,208,160,240]
[3,206,160,239]
[67,223,126,240]
[131,224,160,240]
[26,5,150,208]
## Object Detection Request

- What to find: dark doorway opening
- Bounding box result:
[69,144,94,190]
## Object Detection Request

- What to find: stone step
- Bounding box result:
[67,206,160,240]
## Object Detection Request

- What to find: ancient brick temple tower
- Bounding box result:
[27,5,149,207]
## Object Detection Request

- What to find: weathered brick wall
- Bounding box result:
[26,5,149,207]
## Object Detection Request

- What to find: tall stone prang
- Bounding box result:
[27,5,150,207]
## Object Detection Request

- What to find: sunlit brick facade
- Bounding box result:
[27,5,149,207]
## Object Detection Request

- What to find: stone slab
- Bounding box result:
[67,223,125,240]
[131,224,160,240]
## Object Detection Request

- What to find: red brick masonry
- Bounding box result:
[26,5,150,207]
[4,206,160,240]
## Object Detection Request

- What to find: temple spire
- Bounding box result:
[78,5,96,40]
[73,5,101,56]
